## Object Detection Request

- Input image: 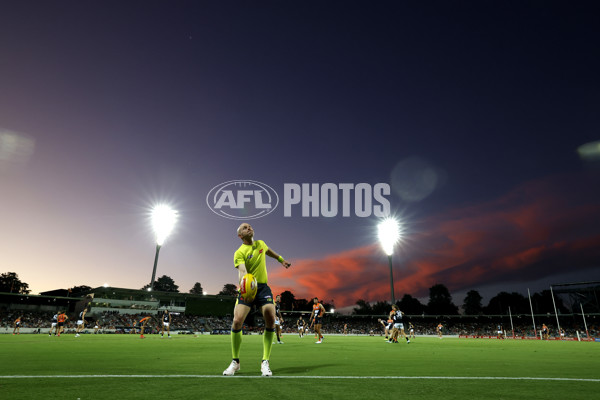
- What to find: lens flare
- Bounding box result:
[378,217,401,256]
[577,140,600,161]
[152,204,178,245]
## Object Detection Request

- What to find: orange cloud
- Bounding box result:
[269,172,600,308]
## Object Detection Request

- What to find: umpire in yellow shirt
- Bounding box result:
[223,223,291,377]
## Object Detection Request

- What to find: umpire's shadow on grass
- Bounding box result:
[271,364,340,374]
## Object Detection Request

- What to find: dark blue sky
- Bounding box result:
[1,1,599,308]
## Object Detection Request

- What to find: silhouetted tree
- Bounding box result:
[279,290,295,310]
[352,299,373,315]
[0,272,30,294]
[485,292,529,315]
[427,284,459,315]
[293,297,310,311]
[321,299,335,313]
[531,290,569,314]
[372,300,391,315]
[463,290,483,315]
[142,275,179,292]
[218,283,238,296]
[189,282,204,295]
[398,294,426,315]
[70,285,92,296]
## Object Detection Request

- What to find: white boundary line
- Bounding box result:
[0,375,598,382]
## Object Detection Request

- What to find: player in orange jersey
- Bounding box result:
[13,316,22,335]
[309,298,326,344]
[137,316,152,338]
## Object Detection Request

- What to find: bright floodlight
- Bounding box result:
[103,283,109,288]
[378,218,401,256]
[152,204,178,245]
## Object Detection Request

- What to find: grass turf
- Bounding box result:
[0,333,597,399]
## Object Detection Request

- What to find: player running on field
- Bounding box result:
[377,317,393,340]
[274,295,284,344]
[309,297,326,344]
[75,308,87,337]
[542,323,549,340]
[388,305,410,344]
[222,223,292,377]
[297,316,306,338]
[497,324,504,340]
[49,313,58,336]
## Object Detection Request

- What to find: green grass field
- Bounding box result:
[0,333,598,400]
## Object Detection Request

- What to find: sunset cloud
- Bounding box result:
[270,172,600,307]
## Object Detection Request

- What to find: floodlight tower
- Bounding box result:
[149,204,178,291]
[378,218,401,304]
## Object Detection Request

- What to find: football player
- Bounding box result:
[274,295,284,344]
[309,298,326,344]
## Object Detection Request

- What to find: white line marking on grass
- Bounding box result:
[0,375,598,382]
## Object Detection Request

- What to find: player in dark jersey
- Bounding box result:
[497,324,504,339]
[274,295,284,344]
[75,308,87,337]
[377,317,393,340]
[389,305,409,344]
[49,313,58,336]
[297,316,306,338]
[160,309,171,338]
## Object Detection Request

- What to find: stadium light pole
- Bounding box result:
[378,218,401,305]
[149,204,178,291]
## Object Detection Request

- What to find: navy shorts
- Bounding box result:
[236,283,274,308]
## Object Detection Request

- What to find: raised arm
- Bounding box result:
[266,249,291,269]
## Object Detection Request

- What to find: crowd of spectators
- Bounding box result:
[277,314,599,338]
[0,311,52,330]
[0,310,211,334]
[1,310,597,338]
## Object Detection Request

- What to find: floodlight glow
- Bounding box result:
[378,218,401,256]
[147,287,152,292]
[103,283,109,288]
[330,308,335,313]
[152,204,178,245]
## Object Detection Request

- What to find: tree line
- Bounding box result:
[352,283,569,316]
[1,272,568,315]
[0,272,237,297]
